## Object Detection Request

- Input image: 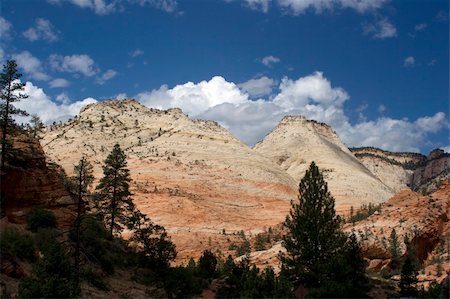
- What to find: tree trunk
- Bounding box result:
[1,79,12,173]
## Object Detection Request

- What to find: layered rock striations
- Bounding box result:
[253,116,394,213]
[41,99,298,259]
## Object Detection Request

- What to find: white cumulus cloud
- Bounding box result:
[134,72,447,152]
[240,0,388,14]
[49,54,98,77]
[12,51,51,81]
[48,0,179,14]
[13,81,97,124]
[23,18,60,42]
[362,18,397,39]
[238,76,276,97]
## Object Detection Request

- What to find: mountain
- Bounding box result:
[253,116,394,213]
[40,99,298,259]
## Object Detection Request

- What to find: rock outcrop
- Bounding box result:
[253,116,394,213]
[0,133,75,227]
[41,99,298,260]
[351,147,450,194]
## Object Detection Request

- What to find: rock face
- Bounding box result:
[343,182,450,286]
[41,99,298,259]
[253,116,394,213]
[351,147,450,194]
[0,133,75,227]
[411,149,450,193]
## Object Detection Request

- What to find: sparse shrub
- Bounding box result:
[26,207,57,232]
[0,228,35,261]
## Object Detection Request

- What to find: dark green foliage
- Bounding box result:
[26,207,57,232]
[95,143,133,237]
[18,239,79,298]
[418,280,445,298]
[29,114,44,138]
[347,203,382,224]
[0,228,35,261]
[389,229,401,269]
[280,161,345,287]
[129,210,177,269]
[1,60,29,173]
[280,162,369,298]
[197,250,218,278]
[82,268,109,291]
[399,241,419,297]
[254,233,266,251]
[216,256,294,298]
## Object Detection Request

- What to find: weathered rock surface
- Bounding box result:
[41,99,298,260]
[411,149,450,193]
[253,116,394,213]
[343,181,450,286]
[0,133,75,227]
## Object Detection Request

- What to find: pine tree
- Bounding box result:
[70,157,94,285]
[280,162,368,297]
[95,144,133,237]
[280,161,345,289]
[399,239,419,297]
[389,228,401,269]
[30,114,44,138]
[0,60,29,173]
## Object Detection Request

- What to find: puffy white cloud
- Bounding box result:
[49,78,71,88]
[261,55,280,67]
[134,73,448,152]
[12,51,51,81]
[136,76,248,116]
[96,69,117,85]
[0,17,12,39]
[403,56,415,67]
[13,81,97,123]
[49,54,98,77]
[23,18,60,42]
[242,0,387,14]
[238,76,276,97]
[362,18,397,39]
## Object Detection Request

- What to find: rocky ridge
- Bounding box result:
[253,116,394,213]
[41,99,298,260]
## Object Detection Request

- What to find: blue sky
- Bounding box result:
[0,0,448,153]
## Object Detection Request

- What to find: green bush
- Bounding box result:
[18,240,79,298]
[26,207,57,232]
[0,227,35,261]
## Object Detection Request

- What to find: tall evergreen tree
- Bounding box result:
[280,161,368,297]
[399,239,419,297]
[0,60,29,173]
[389,228,401,269]
[280,161,345,288]
[70,157,94,285]
[95,144,133,237]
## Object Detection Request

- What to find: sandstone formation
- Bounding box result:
[0,132,75,227]
[352,147,450,194]
[253,116,394,213]
[343,181,450,287]
[41,99,298,260]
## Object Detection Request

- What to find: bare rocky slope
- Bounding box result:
[41,99,298,260]
[253,116,394,213]
[351,147,450,194]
